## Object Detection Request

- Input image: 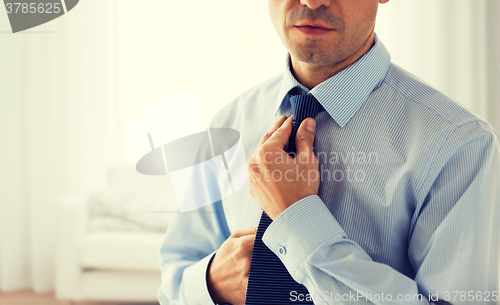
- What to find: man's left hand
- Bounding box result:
[248,115,320,220]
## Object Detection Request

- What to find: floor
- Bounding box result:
[0,290,159,305]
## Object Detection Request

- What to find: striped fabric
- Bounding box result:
[245,93,322,305]
[246,213,313,304]
[158,34,500,305]
[287,93,324,155]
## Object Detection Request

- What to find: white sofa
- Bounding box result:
[55,164,177,303]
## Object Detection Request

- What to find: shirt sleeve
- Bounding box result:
[158,200,231,305]
[262,120,500,305]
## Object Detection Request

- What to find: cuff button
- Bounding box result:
[278,246,286,255]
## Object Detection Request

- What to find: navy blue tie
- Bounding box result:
[245,93,322,305]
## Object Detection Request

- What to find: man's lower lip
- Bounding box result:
[295,26,332,36]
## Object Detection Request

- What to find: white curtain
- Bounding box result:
[0,0,498,294]
[376,0,493,124]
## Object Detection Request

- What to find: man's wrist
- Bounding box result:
[206,253,235,305]
[206,253,224,304]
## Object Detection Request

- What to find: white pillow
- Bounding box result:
[87,185,178,233]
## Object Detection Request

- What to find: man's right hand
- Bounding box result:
[207,226,257,305]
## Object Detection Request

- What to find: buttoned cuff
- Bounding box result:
[261,195,347,284]
[180,251,218,305]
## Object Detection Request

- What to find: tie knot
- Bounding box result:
[289,93,322,123]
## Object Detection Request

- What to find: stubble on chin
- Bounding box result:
[290,38,347,67]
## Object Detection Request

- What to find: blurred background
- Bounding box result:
[1,0,499,304]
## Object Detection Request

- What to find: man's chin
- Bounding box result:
[290,47,339,66]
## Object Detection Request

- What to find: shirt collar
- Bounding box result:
[275,33,391,128]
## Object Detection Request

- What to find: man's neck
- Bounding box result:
[291,31,376,90]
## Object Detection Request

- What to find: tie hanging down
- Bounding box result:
[245,92,322,305]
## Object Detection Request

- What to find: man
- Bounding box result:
[158,0,500,304]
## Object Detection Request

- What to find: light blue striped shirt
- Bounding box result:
[158,35,500,304]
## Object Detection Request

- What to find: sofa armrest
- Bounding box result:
[55,194,88,301]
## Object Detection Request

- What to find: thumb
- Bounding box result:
[295,118,316,160]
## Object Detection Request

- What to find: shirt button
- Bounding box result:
[278,246,286,255]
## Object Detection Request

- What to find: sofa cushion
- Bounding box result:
[80,232,165,272]
[81,269,161,302]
